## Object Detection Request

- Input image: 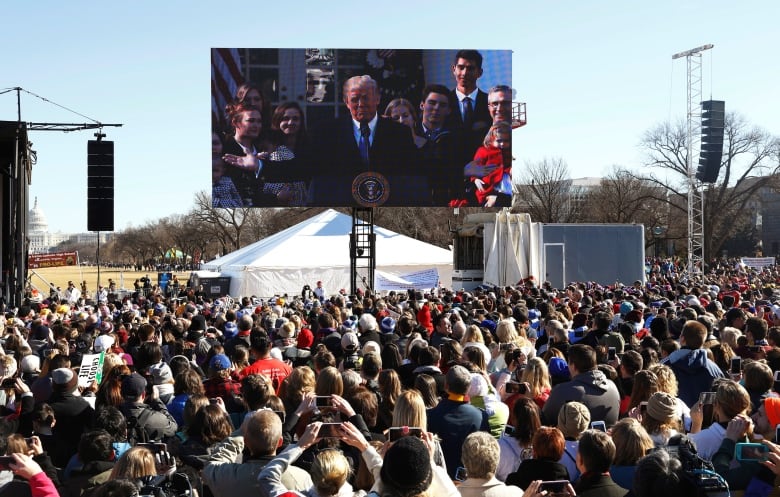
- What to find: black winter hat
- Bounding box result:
[380,436,432,496]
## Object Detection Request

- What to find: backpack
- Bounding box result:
[127,407,153,445]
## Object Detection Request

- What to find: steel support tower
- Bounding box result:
[672,44,712,273]
[350,208,375,296]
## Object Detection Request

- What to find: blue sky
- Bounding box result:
[2,1,778,234]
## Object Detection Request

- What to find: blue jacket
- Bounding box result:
[427,398,489,479]
[663,348,724,407]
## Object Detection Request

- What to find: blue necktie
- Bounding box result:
[359,123,370,165]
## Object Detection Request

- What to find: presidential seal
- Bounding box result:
[352,171,390,207]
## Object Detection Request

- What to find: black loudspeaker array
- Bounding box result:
[696,100,725,183]
[87,140,114,231]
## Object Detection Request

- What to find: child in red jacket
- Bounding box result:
[472,122,513,207]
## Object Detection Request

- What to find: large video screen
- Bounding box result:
[211,48,512,208]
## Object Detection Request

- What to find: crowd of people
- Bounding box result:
[4,258,780,497]
[212,49,513,208]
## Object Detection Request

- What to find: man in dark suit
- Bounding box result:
[306,75,429,206]
[445,50,492,158]
[414,84,469,205]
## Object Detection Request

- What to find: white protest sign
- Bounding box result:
[78,352,105,388]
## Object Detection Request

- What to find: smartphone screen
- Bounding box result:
[608,347,617,361]
[591,421,606,433]
[505,382,522,394]
[0,456,14,471]
[730,357,742,375]
[315,396,332,408]
[319,423,342,438]
[640,402,648,416]
[540,480,569,493]
[736,443,769,462]
[138,442,167,454]
[455,466,467,482]
[388,426,423,442]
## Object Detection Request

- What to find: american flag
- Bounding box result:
[211,48,244,132]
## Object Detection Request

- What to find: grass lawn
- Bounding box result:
[28,266,191,294]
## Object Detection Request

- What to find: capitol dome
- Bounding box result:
[28,197,49,233]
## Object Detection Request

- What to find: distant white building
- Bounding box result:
[27,197,110,254]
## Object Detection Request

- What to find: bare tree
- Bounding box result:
[638,113,780,259]
[582,167,686,251]
[190,190,253,253]
[514,157,580,223]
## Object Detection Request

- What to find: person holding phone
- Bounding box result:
[640,392,682,447]
[203,410,312,497]
[689,379,751,460]
[505,427,570,490]
[496,398,541,482]
[5,453,59,497]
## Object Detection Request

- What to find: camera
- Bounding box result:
[138,473,193,497]
[666,434,729,497]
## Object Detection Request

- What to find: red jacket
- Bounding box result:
[471,146,510,204]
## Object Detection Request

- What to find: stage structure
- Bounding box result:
[0,87,121,308]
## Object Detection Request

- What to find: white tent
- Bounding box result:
[201,209,452,297]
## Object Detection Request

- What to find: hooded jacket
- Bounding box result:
[542,369,621,427]
[662,348,724,407]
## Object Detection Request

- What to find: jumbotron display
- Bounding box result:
[211,48,512,208]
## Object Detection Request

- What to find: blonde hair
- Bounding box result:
[483,122,512,148]
[721,327,742,350]
[316,366,344,397]
[384,98,417,122]
[649,364,679,397]
[101,353,124,379]
[612,418,654,466]
[109,446,156,479]
[0,355,17,377]
[521,357,551,398]
[279,321,296,338]
[393,389,427,428]
[312,448,352,496]
[496,319,525,347]
[461,325,484,345]
[281,366,315,410]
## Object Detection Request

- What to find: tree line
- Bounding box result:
[515,112,780,259]
[53,113,779,265]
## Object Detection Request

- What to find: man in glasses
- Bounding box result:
[488,85,514,125]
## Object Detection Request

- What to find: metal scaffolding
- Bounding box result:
[350,208,375,296]
[672,44,712,273]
